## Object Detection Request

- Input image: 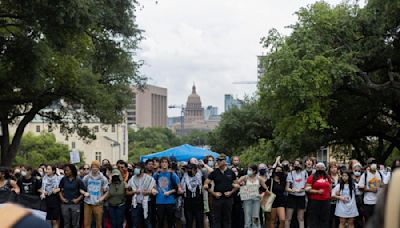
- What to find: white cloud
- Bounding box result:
[135,0,344,116]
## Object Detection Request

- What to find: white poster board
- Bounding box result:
[70,149,80,164]
[239,184,260,201]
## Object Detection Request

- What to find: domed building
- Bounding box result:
[185,84,204,123]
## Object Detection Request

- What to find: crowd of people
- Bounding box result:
[0,154,399,228]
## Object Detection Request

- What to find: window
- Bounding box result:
[95,152,102,161]
[72,142,76,149]
[94,126,99,132]
[111,125,116,133]
[48,126,53,132]
[36,126,40,133]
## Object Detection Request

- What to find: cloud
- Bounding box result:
[136,0,343,116]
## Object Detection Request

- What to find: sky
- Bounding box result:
[135,0,343,117]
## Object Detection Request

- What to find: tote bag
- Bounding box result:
[261,178,276,213]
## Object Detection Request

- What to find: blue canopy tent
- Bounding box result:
[140,144,226,163]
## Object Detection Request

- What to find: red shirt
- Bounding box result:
[306,175,331,201]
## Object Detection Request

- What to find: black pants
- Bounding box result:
[308,199,330,228]
[329,203,339,228]
[184,198,204,228]
[213,197,233,228]
[363,204,375,223]
[156,204,175,228]
[231,199,243,228]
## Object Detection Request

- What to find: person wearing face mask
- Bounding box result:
[257,163,269,227]
[358,158,387,223]
[106,168,127,228]
[128,163,157,228]
[202,155,215,228]
[266,165,287,228]
[285,160,308,228]
[305,162,332,228]
[235,164,268,228]
[351,163,364,228]
[181,163,204,228]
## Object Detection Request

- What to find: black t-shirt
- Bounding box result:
[17,177,41,195]
[266,178,286,199]
[208,168,236,194]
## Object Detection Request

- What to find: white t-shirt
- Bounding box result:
[358,171,387,205]
[286,170,308,196]
[332,184,359,218]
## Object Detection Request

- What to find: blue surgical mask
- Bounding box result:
[208,161,214,167]
[134,168,141,176]
[247,170,254,176]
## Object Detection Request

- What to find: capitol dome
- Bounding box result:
[186,84,202,108]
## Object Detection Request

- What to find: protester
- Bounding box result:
[81,160,109,228]
[331,170,358,228]
[305,162,332,228]
[235,164,268,228]
[40,165,61,228]
[59,164,85,228]
[152,158,160,173]
[182,163,204,228]
[266,165,286,228]
[0,167,20,204]
[17,166,41,197]
[328,161,340,228]
[351,163,364,228]
[204,154,238,228]
[128,163,157,228]
[153,157,181,228]
[358,158,387,223]
[145,159,154,175]
[285,159,308,228]
[107,168,127,228]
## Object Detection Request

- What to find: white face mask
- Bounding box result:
[353,171,361,177]
[370,164,377,171]
[247,170,254,176]
[21,171,27,177]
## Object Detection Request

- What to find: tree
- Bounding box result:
[0,1,145,165]
[128,127,181,163]
[209,99,273,156]
[258,1,400,163]
[14,132,83,167]
[180,130,209,146]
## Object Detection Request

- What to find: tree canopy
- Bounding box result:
[0,0,145,165]
[258,0,400,163]
[14,132,83,167]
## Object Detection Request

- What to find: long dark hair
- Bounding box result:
[339,170,354,199]
[312,169,329,184]
[64,164,78,178]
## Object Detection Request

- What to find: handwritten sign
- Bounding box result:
[239,184,260,201]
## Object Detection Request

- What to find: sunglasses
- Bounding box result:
[83,168,89,170]
[217,159,226,161]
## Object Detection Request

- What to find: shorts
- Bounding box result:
[46,206,61,220]
[286,194,306,209]
[272,196,286,208]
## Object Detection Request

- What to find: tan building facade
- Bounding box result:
[9,120,128,164]
[128,85,167,128]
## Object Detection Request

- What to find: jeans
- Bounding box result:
[132,203,152,228]
[184,198,204,228]
[307,199,330,228]
[84,204,103,228]
[213,197,233,228]
[61,203,80,228]
[243,199,261,228]
[109,204,126,228]
[156,204,175,228]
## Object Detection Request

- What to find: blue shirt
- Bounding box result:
[153,171,180,205]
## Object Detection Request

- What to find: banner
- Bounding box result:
[239,184,260,201]
[70,149,80,164]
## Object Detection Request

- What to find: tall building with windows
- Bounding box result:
[224,94,243,112]
[128,85,167,128]
[204,106,218,121]
[9,112,128,164]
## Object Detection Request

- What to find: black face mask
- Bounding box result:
[128,168,133,173]
[274,172,284,179]
[188,170,195,177]
[316,170,325,176]
[259,169,266,176]
[294,166,301,171]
